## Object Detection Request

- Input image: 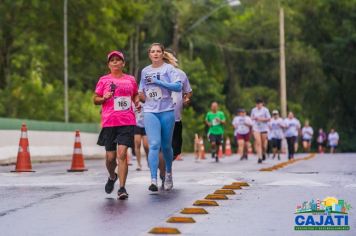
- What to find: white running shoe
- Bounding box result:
[164,173,173,190]
[149,179,158,192]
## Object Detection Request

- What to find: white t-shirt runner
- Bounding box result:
[328,132,339,146]
[171,68,192,122]
[250,107,271,132]
[284,118,301,138]
[232,115,253,136]
[302,126,314,140]
[269,118,285,139]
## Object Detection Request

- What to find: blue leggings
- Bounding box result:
[144,110,175,180]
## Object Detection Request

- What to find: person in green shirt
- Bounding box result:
[205,101,226,162]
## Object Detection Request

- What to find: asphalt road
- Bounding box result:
[0,153,355,236]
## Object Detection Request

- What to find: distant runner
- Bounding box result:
[232,108,252,160]
[301,120,313,153]
[268,110,285,160]
[317,128,327,153]
[205,102,226,162]
[284,112,301,160]
[328,128,339,153]
[251,98,271,163]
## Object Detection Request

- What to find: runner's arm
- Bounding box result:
[138,92,146,103]
[152,79,182,92]
[133,94,141,110]
[183,91,193,107]
[93,92,112,105]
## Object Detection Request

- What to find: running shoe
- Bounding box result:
[117,187,129,200]
[257,158,262,164]
[105,173,118,194]
[149,179,158,192]
[164,173,173,190]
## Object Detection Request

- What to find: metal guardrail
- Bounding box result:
[0,118,100,133]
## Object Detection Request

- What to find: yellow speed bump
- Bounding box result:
[274,164,286,168]
[149,227,181,234]
[205,194,228,200]
[193,200,219,206]
[222,185,241,190]
[167,216,196,223]
[232,182,249,187]
[180,208,208,214]
[214,189,235,195]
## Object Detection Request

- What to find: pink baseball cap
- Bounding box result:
[107,50,125,61]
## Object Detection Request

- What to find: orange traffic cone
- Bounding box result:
[199,137,206,160]
[225,137,232,156]
[68,130,88,172]
[218,145,223,158]
[12,123,34,172]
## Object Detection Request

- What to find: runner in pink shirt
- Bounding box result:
[94,51,140,200]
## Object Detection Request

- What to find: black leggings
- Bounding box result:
[286,136,296,159]
[172,121,183,158]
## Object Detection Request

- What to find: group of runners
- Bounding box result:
[93,43,339,200]
[94,43,192,199]
[205,98,340,163]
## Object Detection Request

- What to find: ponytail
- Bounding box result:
[163,51,178,68]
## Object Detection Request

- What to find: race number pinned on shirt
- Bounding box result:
[146,87,162,101]
[114,96,131,111]
[212,118,220,126]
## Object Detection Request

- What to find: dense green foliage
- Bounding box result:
[1,0,355,151]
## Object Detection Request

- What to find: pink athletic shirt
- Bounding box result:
[95,74,138,127]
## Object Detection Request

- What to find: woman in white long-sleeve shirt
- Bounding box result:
[284,112,301,160]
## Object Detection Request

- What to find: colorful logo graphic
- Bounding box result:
[294,197,351,231]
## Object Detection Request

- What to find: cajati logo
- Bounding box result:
[294,197,351,231]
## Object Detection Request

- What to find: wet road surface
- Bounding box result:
[0,153,355,235]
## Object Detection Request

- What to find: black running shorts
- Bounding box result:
[97,126,134,151]
[208,134,223,145]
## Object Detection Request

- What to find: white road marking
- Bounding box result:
[265,179,330,187]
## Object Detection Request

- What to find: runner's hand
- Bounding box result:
[135,101,142,112]
[103,92,113,101]
[150,76,160,85]
[183,97,190,107]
